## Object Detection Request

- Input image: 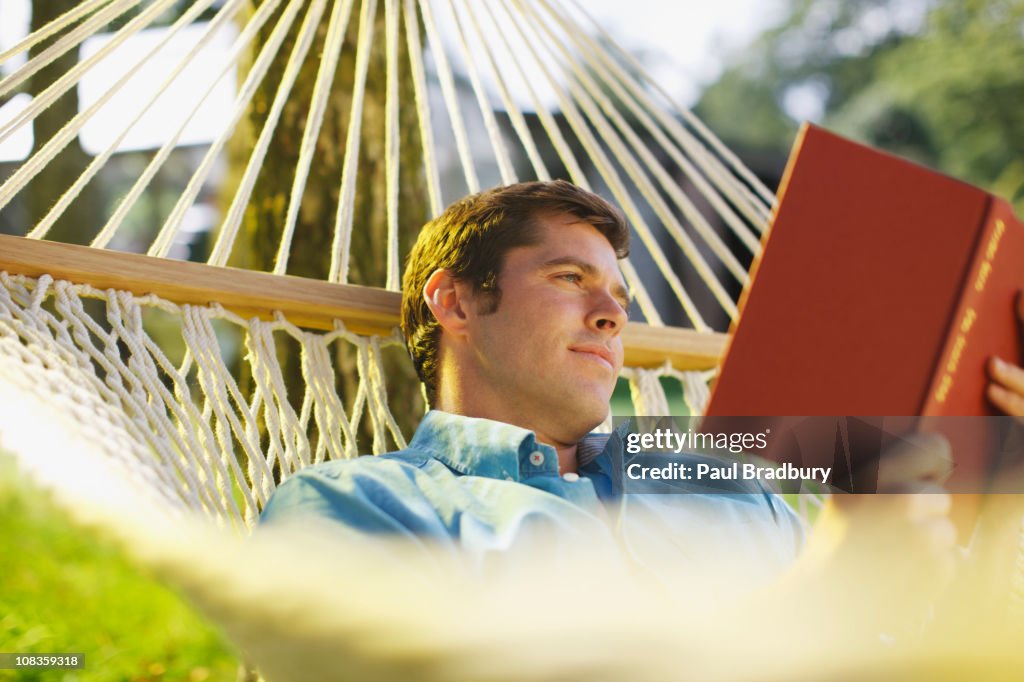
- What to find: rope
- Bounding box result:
[330,0,379,284]
[301,327,360,463]
[181,305,261,525]
[0,0,773,327]
[538,0,760,266]
[0,336,189,519]
[105,290,219,509]
[403,0,443,217]
[354,338,386,454]
[2,0,172,144]
[90,0,276,250]
[445,0,517,185]
[0,0,135,102]
[151,0,302,260]
[136,320,231,520]
[385,0,402,291]
[0,272,412,528]
[418,0,481,194]
[569,29,770,248]
[478,0,586,186]
[475,0,661,323]
[245,317,308,477]
[625,367,671,416]
[553,0,765,249]
[501,0,703,328]
[0,0,806,525]
[3,275,213,517]
[522,0,743,317]
[0,0,113,68]
[52,287,186,504]
[566,0,775,222]
[621,362,828,528]
[0,0,180,215]
[275,0,357,274]
[369,336,408,450]
[459,0,550,181]
[0,0,176,145]
[208,0,330,267]
[27,0,237,242]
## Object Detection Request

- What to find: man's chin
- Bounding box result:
[534,382,614,439]
[573,395,613,432]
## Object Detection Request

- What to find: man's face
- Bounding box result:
[460,213,629,445]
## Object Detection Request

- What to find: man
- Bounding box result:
[261,180,804,582]
[261,180,1024,595]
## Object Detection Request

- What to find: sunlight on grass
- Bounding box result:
[0,454,241,682]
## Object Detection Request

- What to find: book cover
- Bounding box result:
[703,124,1024,491]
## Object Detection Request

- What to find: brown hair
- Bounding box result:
[400,180,630,404]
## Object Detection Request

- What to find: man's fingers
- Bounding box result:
[1017,290,1024,357]
[986,291,1024,419]
[988,384,1024,418]
[876,433,953,491]
[988,356,1024,418]
[990,357,1024,396]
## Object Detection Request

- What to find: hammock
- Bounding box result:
[3,1,1024,678]
[0,0,774,530]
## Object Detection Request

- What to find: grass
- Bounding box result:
[0,455,240,682]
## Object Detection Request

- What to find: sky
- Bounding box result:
[0,0,783,161]
[580,0,784,105]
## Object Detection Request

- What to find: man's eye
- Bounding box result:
[558,273,582,283]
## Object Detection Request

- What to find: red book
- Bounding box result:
[703,124,1024,492]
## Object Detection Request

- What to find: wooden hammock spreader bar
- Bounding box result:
[0,234,727,369]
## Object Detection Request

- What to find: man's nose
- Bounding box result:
[588,290,627,334]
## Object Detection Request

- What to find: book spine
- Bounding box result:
[921,198,1006,415]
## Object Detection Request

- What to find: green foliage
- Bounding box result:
[0,456,239,682]
[691,69,800,153]
[695,0,1024,213]
[869,0,1024,199]
[610,377,691,416]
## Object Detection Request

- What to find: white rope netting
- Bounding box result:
[0,272,411,528]
[0,272,717,530]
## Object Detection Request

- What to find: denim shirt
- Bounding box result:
[260,411,805,590]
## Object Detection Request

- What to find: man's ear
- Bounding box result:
[423,269,472,335]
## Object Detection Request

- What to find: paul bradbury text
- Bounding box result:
[626,461,833,484]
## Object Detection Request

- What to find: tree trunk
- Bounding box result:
[25,0,102,245]
[228,0,428,449]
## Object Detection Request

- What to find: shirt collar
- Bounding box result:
[578,420,629,495]
[410,410,561,481]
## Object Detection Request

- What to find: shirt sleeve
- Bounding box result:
[258,458,454,544]
[261,465,401,532]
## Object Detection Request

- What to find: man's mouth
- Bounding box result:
[569,345,615,372]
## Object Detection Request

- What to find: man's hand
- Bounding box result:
[795,433,956,641]
[827,433,955,563]
[988,357,1024,416]
[987,290,1024,418]
[781,294,1024,643]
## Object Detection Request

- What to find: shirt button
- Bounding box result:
[562,472,580,483]
[529,451,545,466]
